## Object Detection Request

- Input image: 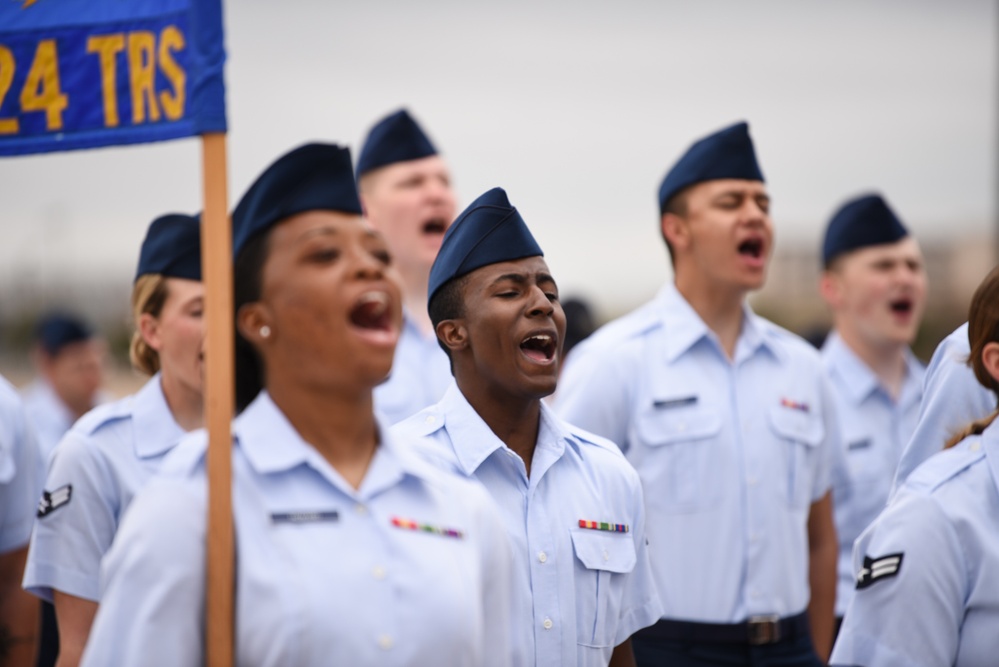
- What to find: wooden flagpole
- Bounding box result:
[201,131,235,667]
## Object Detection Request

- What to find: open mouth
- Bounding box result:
[738,238,764,259]
[519,332,557,363]
[349,291,393,332]
[421,218,448,236]
[889,298,913,315]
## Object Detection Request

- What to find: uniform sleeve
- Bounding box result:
[0,395,42,555]
[23,429,118,602]
[554,343,634,452]
[81,479,206,667]
[830,493,965,667]
[891,336,996,495]
[613,474,663,644]
[471,483,526,667]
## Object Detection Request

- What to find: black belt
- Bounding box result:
[634,612,810,646]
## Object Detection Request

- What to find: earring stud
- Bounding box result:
[260,325,271,339]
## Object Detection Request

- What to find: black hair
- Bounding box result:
[427,274,469,374]
[233,230,271,413]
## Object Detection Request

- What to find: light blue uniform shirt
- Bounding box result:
[831,420,999,667]
[891,322,995,496]
[21,379,76,465]
[392,383,662,667]
[374,312,452,425]
[821,332,923,616]
[82,391,518,667]
[23,373,186,602]
[0,374,42,554]
[555,283,839,623]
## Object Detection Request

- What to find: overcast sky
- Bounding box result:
[1,0,995,315]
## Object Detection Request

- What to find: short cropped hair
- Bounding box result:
[427,275,469,373]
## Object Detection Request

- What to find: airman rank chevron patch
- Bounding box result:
[37,485,72,518]
[856,552,904,589]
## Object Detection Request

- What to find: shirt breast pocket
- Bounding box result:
[634,404,721,511]
[768,406,824,509]
[571,529,636,649]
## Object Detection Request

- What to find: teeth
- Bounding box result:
[524,334,552,345]
[357,291,388,315]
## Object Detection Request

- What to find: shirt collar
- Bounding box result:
[235,391,430,500]
[132,374,187,459]
[655,282,782,364]
[438,383,568,477]
[823,332,923,407]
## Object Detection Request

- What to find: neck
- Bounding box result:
[455,374,542,477]
[159,372,204,432]
[266,375,379,489]
[674,274,746,359]
[836,326,909,401]
[400,266,433,336]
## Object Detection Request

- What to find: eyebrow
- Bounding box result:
[491,272,558,286]
[297,226,339,242]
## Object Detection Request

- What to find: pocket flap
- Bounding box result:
[570,529,636,573]
[635,403,721,446]
[769,405,824,447]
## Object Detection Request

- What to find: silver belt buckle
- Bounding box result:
[747,614,781,645]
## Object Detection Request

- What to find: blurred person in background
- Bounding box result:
[817,193,927,636]
[356,109,458,424]
[0,375,42,667]
[23,214,203,667]
[22,313,107,463]
[830,264,999,667]
[20,312,107,667]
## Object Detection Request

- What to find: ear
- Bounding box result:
[819,271,843,308]
[138,312,163,352]
[237,302,273,347]
[981,341,999,386]
[435,319,469,354]
[661,212,690,252]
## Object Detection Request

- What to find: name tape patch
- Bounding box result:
[848,438,872,451]
[37,485,72,518]
[856,552,904,589]
[654,396,698,410]
[270,511,339,524]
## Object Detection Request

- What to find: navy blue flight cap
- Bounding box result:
[355,109,438,178]
[34,313,93,356]
[657,121,766,214]
[428,187,543,304]
[232,143,362,259]
[135,213,202,282]
[823,193,909,266]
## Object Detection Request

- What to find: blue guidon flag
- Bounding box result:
[0,0,226,156]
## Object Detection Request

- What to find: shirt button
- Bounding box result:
[602,549,610,562]
[750,533,760,543]
[747,477,759,486]
[676,422,687,432]
[372,566,386,580]
[542,618,553,630]
[378,635,393,650]
[971,441,982,452]
[354,504,368,516]
[425,415,435,424]
[538,551,548,563]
